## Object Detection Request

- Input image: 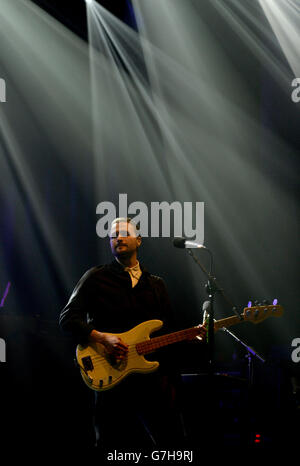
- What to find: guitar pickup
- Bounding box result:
[82,356,94,372]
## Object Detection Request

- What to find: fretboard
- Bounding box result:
[213,315,243,331]
[136,327,201,355]
[135,314,244,355]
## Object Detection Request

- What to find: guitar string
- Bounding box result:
[83,330,203,380]
[88,343,169,365]
[87,348,148,370]
[79,309,278,380]
[85,345,151,367]
[87,330,202,365]
[82,311,272,367]
[82,316,264,361]
[82,307,277,367]
[84,334,203,375]
[87,333,204,368]
[87,337,184,366]
[83,337,202,384]
[84,310,268,366]
[87,313,274,368]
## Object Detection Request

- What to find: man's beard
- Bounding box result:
[114,247,131,258]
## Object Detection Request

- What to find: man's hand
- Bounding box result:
[89,330,129,359]
[195,324,207,342]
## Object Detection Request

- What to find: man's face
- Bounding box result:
[110,222,141,258]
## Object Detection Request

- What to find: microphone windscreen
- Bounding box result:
[173,238,186,248]
[202,300,211,312]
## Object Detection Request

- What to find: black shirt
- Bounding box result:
[59,260,174,352]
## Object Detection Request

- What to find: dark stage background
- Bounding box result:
[0,0,299,456]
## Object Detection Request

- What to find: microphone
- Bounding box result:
[202,300,210,323]
[173,237,206,249]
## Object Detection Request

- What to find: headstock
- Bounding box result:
[242,303,284,324]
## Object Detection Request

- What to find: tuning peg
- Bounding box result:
[262,299,270,313]
[272,299,278,313]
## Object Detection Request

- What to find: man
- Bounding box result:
[59,217,206,451]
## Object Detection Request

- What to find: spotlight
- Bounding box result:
[85,0,94,5]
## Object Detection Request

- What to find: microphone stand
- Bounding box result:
[187,247,242,446]
[221,327,265,385]
[187,248,241,372]
[183,245,265,446]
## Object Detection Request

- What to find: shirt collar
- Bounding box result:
[115,257,140,271]
[110,258,148,275]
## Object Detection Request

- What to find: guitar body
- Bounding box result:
[76,319,163,391]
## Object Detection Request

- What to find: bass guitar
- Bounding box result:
[76,303,283,391]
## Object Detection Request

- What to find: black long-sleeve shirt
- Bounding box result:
[59,260,175,369]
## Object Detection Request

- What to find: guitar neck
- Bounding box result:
[213,315,243,331]
[136,327,200,355]
[136,314,244,355]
